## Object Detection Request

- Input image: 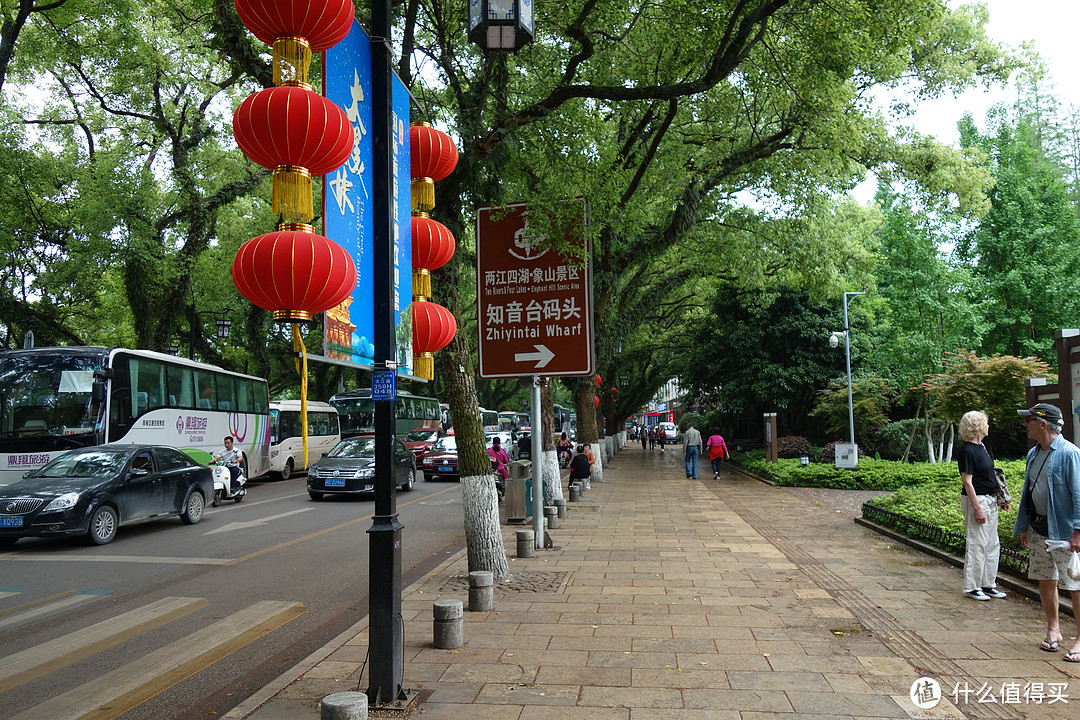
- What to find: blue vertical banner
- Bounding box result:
[323,22,412,376]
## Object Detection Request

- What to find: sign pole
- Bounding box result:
[366,0,404,706]
[531,376,543,548]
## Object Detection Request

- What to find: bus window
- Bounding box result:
[194,371,216,409]
[166,364,194,409]
[217,375,237,411]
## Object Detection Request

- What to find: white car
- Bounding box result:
[658,422,680,443]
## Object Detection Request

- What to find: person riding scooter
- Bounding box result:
[212,436,242,494]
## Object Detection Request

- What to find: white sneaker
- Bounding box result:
[981,587,1006,599]
[964,589,990,601]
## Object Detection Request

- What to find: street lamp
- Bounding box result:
[468,0,535,51]
[188,306,232,359]
[829,291,864,465]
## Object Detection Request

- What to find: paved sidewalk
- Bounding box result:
[231,445,1080,720]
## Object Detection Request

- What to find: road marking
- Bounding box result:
[0,596,208,693]
[0,590,112,631]
[3,554,233,565]
[8,600,306,720]
[203,508,314,535]
[224,484,460,566]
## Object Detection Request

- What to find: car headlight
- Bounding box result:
[355,467,375,479]
[423,457,434,465]
[42,492,80,512]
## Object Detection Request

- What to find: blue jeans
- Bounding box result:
[684,446,699,478]
[711,457,723,475]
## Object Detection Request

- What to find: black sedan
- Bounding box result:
[0,445,212,546]
[306,436,416,500]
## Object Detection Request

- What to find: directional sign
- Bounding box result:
[476,201,593,378]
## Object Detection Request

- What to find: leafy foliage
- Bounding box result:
[918,350,1053,427]
[776,435,813,459]
[810,376,894,443]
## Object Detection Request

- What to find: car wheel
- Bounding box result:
[400,467,416,491]
[279,458,293,481]
[309,491,323,501]
[85,505,118,545]
[181,490,205,525]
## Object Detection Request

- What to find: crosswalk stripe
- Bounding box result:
[0,596,208,693]
[8,600,307,720]
[0,591,109,632]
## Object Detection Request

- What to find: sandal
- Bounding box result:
[1064,650,1080,663]
[1040,638,1061,652]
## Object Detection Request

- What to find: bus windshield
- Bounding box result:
[0,351,105,451]
[330,396,375,437]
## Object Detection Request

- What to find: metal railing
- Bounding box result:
[861,502,1029,574]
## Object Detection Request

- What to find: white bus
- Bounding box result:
[0,347,271,484]
[268,400,340,479]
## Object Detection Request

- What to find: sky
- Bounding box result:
[908,0,1080,145]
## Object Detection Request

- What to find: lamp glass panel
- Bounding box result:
[468,0,482,31]
[489,0,514,20]
[520,0,533,32]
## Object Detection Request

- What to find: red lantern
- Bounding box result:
[594,373,602,388]
[412,300,457,380]
[233,0,355,84]
[233,86,353,223]
[411,213,456,299]
[594,395,600,408]
[232,228,357,322]
[409,122,458,211]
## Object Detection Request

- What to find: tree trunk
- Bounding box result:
[437,331,509,579]
[540,383,563,505]
[572,378,603,483]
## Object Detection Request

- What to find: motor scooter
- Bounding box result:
[211,462,246,506]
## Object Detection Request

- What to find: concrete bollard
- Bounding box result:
[468,570,494,611]
[321,691,368,720]
[433,598,463,649]
[554,498,566,518]
[516,529,535,558]
[568,483,581,502]
[544,505,559,529]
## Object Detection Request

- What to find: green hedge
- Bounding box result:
[730,454,960,491]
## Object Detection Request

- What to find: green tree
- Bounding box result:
[810,376,894,443]
[958,111,1080,361]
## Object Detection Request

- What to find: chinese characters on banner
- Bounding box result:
[476,200,593,378]
[323,22,413,375]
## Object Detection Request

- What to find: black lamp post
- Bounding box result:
[468,0,535,51]
[188,306,231,359]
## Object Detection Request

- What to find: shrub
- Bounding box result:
[776,435,813,459]
[679,412,706,432]
[872,418,930,462]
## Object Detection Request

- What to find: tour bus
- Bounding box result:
[329,389,441,437]
[479,407,499,434]
[0,346,271,484]
[268,400,340,480]
[497,410,518,431]
[553,403,571,436]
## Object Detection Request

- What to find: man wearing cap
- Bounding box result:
[1014,403,1080,661]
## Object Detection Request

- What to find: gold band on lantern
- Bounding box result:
[412,268,431,300]
[411,177,435,212]
[273,165,313,224]
[278,222,315,234]
[274,309,314,323]
[273,36,312,86]
[414,352,434,381]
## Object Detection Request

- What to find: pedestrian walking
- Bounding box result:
[956,410,1005,602]
[649,425,656,450]
[1013,403,1080,661]
[705,428,728,479]
[657,425,667,451]
[683,423,702,478]
[640,426,647,450]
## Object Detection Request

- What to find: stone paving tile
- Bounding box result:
[534,664,631,686]
[439,662,537,683]
[475,682,580,705]
[587,650,677,668]
[681,688,794,712]
[578,685,684,708]
[631,666,731,689]
[519,707,628,720]
[727,670,833,692]
[629,709,739,720]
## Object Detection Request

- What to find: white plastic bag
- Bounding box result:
[1070,551,1080,581]
[1046,539,1072,552]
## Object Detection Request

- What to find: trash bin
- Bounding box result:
[505,459,532,522]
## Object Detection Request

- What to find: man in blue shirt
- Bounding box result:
[1013,404,1080,661]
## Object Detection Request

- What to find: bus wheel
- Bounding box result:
[279,459,293,481]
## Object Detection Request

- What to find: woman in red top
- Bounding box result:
[705,428,728,480]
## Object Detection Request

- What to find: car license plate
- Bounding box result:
[325,477,346,488]
[438,466,453,473]
[0,516,23,528]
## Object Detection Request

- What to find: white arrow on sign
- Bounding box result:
[204,508,314,535]
[514,344,555,368]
